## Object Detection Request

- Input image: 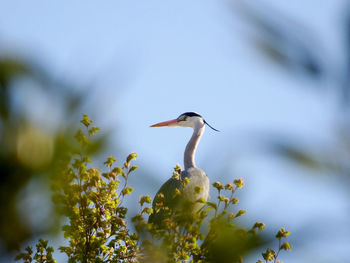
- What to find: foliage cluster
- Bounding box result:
[16,115,291,263]
[0,57,106,251]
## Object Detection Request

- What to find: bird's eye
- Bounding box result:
[178,116,187,121]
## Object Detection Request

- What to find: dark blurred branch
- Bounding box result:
[234,1,324,82]
[0,54,106,253]
[265,137,344,176]
[341,5,350,107]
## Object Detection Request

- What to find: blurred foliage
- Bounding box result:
[236,1,350,185]
[0,56,106,253]
[16,116,291,263]
[15,239,55,263]
[236,3,350,259]
[235,1,323,81]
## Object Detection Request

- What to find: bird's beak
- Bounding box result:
[150,119,178,127]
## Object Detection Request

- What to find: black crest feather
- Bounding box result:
[179,112,219,132]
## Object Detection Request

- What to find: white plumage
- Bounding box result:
[148,112,218,225]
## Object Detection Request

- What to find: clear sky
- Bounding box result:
[1,0,349,262]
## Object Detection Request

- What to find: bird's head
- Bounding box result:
[150,112,219,131]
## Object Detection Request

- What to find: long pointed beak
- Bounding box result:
[150,119,178,127]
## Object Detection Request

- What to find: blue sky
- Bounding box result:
[1,0,349,262]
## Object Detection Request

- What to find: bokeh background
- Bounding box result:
[1,0,349,262]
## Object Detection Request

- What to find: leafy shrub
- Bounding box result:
[16,115,291,263]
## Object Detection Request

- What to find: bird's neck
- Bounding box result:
[184,124,204,170]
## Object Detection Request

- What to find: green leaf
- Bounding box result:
[280,242,292,251]
[233,178,244,189]
[88,126,100,135]
[113,166,123,175]
[102,172,110,179]
[194,186,203,194]
[122,187,133,196]
[228,212,235,220]
[131,233,139,241]
[212,181,223,191]
[235,209,246,218]
[156,192,165,200]
[82,156,92,163]
[253,222,265,231]
[218,195,228,203]
[128,165,138,174]
[172,171,180,180]
[142,207,153,215]
[183,177,190,186]
[196,197,206,203]
[173,188,181,197]
[126,152,137,163]
[104,156,116,167]
[276,227,290,240]
[225,183,234,191]
[231,197,239,204]
[262,248,276,261]
[25,246,33,255]
[139,195,152,206]
[207,201,217,210]
[74,129,89,144]
[174,164,182,174]
[15,253,29,261]
[80,114,93,127]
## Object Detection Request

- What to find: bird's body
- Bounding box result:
[148,167,209,225]
[148,112,218,225]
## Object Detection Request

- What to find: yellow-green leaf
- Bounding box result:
[122,187,133,196]
[280,242,292,251]
[235,209,246,217]
[233,178,244,188]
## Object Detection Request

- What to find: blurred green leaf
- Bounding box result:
[280,241,292,251]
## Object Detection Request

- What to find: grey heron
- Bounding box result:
[148,112,219,226]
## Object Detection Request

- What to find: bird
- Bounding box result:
[148,112,219,226]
